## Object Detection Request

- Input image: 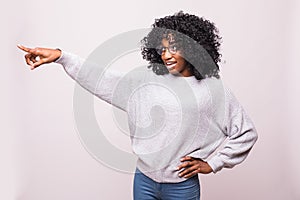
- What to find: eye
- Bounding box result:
[155,45,178,55]
[169,45,177,53]
[156,46,166,55]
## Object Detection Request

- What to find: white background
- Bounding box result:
[1,0,300,199]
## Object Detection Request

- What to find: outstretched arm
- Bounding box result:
[17,45,133,112]
[17,44,61,69]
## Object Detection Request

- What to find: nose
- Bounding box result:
[162,49,173,60]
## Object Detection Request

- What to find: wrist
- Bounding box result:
[53,48,62,62]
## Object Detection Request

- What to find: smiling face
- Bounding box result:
[159,38,192,77]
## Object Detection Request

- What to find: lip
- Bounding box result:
[165,62,177,70]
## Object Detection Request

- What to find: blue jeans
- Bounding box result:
[133,168,200,200]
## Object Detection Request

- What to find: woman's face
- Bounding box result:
[160,38,192,77]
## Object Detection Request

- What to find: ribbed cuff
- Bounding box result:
[207,156,224,173]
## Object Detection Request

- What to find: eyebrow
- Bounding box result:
[168,41,176,45]
[159,42,177,48]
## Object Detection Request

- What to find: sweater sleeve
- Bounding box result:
[55,51,128,111]
[207,87,258,173]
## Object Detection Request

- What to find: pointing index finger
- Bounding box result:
[17,44,32,53]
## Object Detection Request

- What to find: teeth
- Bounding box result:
[166,63,176,69]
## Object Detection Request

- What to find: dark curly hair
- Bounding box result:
[141,11,222,80]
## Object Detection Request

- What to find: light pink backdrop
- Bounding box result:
[1,0,300,199]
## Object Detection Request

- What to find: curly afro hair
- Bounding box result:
[141,11,222,80]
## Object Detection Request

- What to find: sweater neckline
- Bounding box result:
[166,73,199,83]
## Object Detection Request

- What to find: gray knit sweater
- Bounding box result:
[56,51,258,183]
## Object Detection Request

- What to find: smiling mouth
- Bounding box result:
[165,62,177,70]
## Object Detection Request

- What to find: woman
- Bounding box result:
[18,11,258,200]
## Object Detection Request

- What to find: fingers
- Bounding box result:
[31,58,45,69]
[17,44,44,56]
[24,54,33,66]
[178,165,200,178]
[180,156,193,162]
[176,156,211,178]
[19,44,38,68]
[18,45,61,70]
[24,53,46,69]
[177,160,193,171]
[176,156,194,171]
[19,44,50,70]
[24,53,38,67]
[17,44,32,53]
[176,157,198,178]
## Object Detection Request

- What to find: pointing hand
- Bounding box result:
[17,44,61,70]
